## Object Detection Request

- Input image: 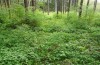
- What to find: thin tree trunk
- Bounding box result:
[18,0,19,4]
[75,0,78,12]
[0,0,2,7]
[62,0,65,14]
[4,0,7,7]
[86,0,90,16]
[93,0,97,13]
[24,0,28,12]
[7,0,10,8]
[47,0,50,15]
[43,0,45,13]
[7,0,11,18]
[64,0,66,14]
[79,0,83,18]
[61,0,63,13]
[57,0,60,15]
[55,0,57,12]
[35,0,36,10]
[31,0,35,11]
[67,0,71,15]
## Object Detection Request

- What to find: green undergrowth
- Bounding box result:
[0,6,100,65]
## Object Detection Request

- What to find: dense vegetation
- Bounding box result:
[0,0,100,65]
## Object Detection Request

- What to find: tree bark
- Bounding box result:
[4,0,7,7]
[24,0,29,12]
[6,0,11,18]
[6,0,10,8]
[35,0,36,10]
[55,0,57,12]
[31,0,35,11]
[86,0,90,16]
[43,0,45,13]
[47,0,50,15]
[67,0,71,15]
[57,0,59,14]
[18,0,19,4]
[79,0,83,17]
[62,0,65,14]
[0,0,2,7]
[93,0,97,13]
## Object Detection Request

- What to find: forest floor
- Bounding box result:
[0,12,100,65]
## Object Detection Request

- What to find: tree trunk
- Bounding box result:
[86,0,90,16]
[18,0,19,4]
[93,0,97,13]
[79,0,83,17]
[35,0,36,10]
[6,0,10,8]
[55,0,57,12]
[67,0,71,15]
[75,0,78,12]
[6,0,11,18]
[57,0,59,14]
[0,0,2,7]
[47,0,50,15]
[4,0,7,7]
[31,0,35,11]
[43,0,45,13]
[62,0,65,14]
[24,0,28,12]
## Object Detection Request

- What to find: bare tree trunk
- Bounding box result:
[86,0,90,16]
[63,0,66,14]
[9,0,11,5]
[0,0,2,7]
[6,0,10,8]
[47,0,50,15]
[75,0,78,12]
[35,0,36,10]
[79,0,83,18]
[43,0,45,13]
[57,0,59,14]
[57,0,60,15]
[31,0,35,11]
[24,0,28,12]
[67,0,71,15]
[4,0,7,7]
[7,0,11,18]
[93,0,97,13]
[62,0,65,14]
[17,0,19,4]
[55,0,57,12]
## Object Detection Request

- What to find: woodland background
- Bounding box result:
[0,0,100,65]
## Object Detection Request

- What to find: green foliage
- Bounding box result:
[0,5,100,65]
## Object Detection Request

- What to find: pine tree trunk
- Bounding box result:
[35,0,36,10]
[47,0,50,15]
[0,0,2,7]
[79,0,83,17]
[75,0,78,12]
[31,0,35,11]
[4,0,7,7]
[7,0,11,18]
[6,0,10,8]
[55,0,57,12]
[93,0,97,13]
[24,0,28,12]
[67,0,71,15]
[43,0,45,13]
[18,0,19,4]
[62,0,65,14]
[57,0,59,14]
[86,0,89,16]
